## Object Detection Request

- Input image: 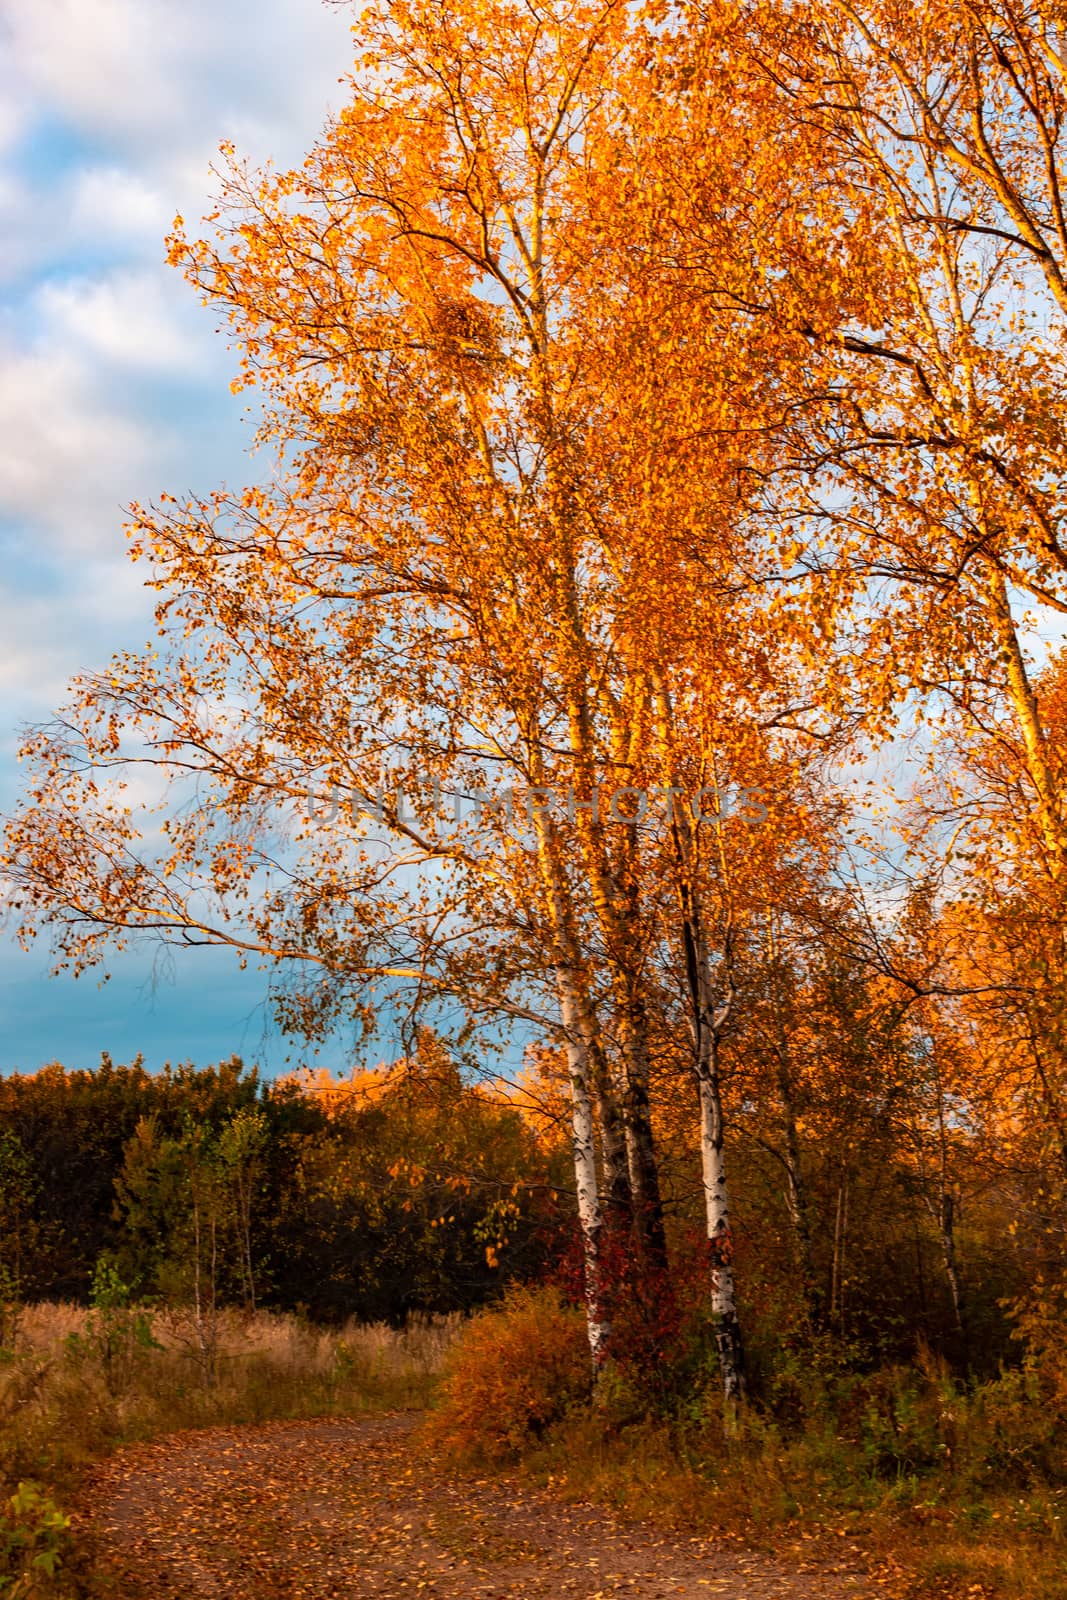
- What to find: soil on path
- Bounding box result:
[82,1414,877,1600]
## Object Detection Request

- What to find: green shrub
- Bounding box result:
[63,1260,160,1397]
[424,1286,591,1463]
[0,1482,70,1598]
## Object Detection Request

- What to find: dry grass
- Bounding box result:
[421,1295,1067,1600]
[500,1405,1067,1600]
[12,1299,457,1372]
[12,1295,1067,1600]
[1,1300,460,1502]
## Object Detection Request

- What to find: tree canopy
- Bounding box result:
[7,0,1067,1403]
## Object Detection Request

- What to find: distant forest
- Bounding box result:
[0,1026,1048,1391]
[0,1047,563,1325]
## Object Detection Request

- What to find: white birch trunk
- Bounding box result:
[652,680,745,1409]
[531,807,611,1371]
[696,1014,746,1410]
[556,964,611,1371]
[677,857,747,1409]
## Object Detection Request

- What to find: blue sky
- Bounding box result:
[0,0,360,1076]
[1,1,1062,1085]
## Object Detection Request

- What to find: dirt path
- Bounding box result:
[82,1415,877,1599]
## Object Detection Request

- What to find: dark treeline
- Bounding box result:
[0,997,1051,1376]
[0,1042,564,1324]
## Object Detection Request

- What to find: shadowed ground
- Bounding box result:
[81,1414,877,1598]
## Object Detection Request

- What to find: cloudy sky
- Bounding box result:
[0,0,360,1074]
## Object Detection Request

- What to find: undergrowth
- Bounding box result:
[425,1286,1067,1600]
[0,1298,458,1596]
[11,1280,1067,1600]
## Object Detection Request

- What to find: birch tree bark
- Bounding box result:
[555,963,612,1371]
[531,806,612,1371]
[653,685,746,1408]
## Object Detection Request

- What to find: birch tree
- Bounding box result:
[1,0,856,1395]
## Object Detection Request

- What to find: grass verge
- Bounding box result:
[1,1300,459,1595]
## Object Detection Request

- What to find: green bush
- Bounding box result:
[0,1482,70,1598]
[63,1260,160,1397]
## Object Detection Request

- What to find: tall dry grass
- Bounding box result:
[1,1300,458,1594]
[1,1301,459,1501]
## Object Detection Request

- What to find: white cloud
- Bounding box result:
[0,340,162,543]
[36,271,206,376]
[1,0,191,142]
[0,170,33,281]
[0,586,122,702]
[0,556,151,760]
[0,90,24,157]
[0,0,357,1066]
[0,0,356,688]
[69,166,171,245]
[0,0,354,535]
[0,592,78,702]
[0,0,351,287]
[2,0,349,161]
